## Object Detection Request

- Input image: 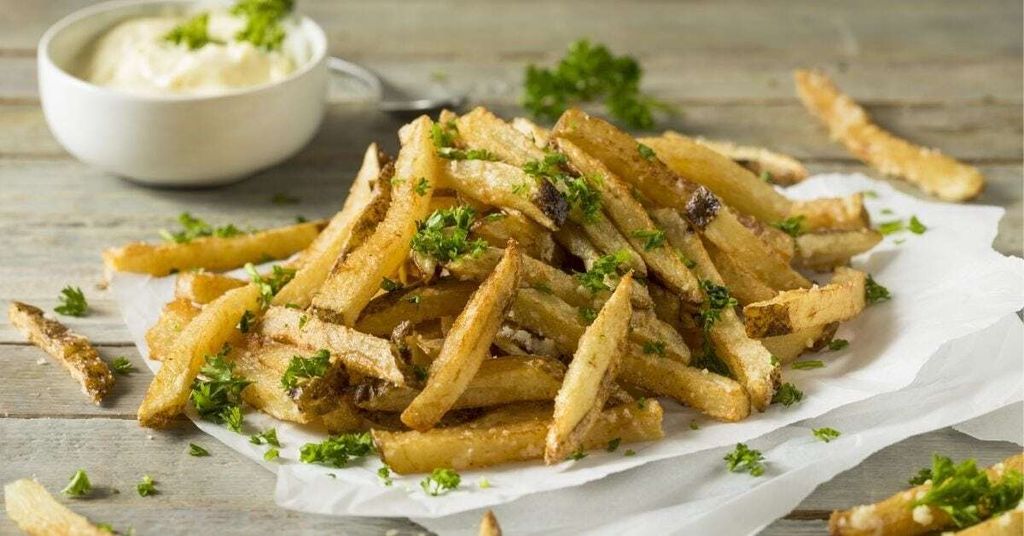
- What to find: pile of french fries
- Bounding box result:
[110,106,884,474]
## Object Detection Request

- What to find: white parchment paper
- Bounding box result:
[110,174,1024,526]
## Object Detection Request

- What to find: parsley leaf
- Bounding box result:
[772,216,805,237]
[523,153,602,223]
[380,277,403,292]
[631,228,666,250]
[411,206,488,264]
[160,212,246,244]
[865,274,892,304]
[772,383,804,407]
[911,454,1024,527]
[245,263,296,307]
[908,466,933,486]
[111,357,135,375]
[299,432,374,467]
[264,448,280,461]
[55,286,88,317]
[522,39,672,129]
[812,427,841,442]
[576,250,631,293]
[189,345,251,432]
[378,466,393,486]
[909,215,928,234]
[642,340,666,356]
[606,438,621,452]
[250,428,281,447]
[828,338,849,351]
[414,177,431,196]
[430,120,498,161]
[164,12,223,50]
[699,280,737,331]
[567,449,588,461]
[624,449,636,456]
[478,477,492,488]
[280,349,331,391]
[188,443,210,457]
[231,0,293,50]
[637,143,656,160]
[724,443,765,476]
[791,360,825,370]
[136,475,156,497]
[237,310,256,333]
[877,220,905,235]
[61,469,91,497]
[421,468,461,496]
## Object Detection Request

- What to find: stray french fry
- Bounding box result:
[692,137,809,186]
[795,69,984,202]
[102,220,325,277]
[479,510,503,536]
[402,243,522,430]
[795,229,883,272]
[355,280,478,336]
[8,301,114,404]
[4,479,107,536]
[145,297,202,361]
[546,273,633,463]
[743,267,866,338]
[138,284,261,427]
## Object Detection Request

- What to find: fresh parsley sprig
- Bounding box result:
[421,468,461,496]
[245,263,296,307]
[772,383,804,407]
[165,12,223,50]
[110,357,135,375]
[61,469,91,497]
[812,427,841,443]
[724,443,765,476]
[299,432,374,467]
[865,274,891,304]
[136,475,157,497]
[410,206,489,264]
[55,286,88,317]
[189,345,251,432]
[575,250,631,293]
[160,212,246,244]
[231,0,293,50]
[280,349,331,391]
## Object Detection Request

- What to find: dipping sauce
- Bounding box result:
[78,7,307,95]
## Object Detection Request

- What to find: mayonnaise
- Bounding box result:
[79,9,304,95]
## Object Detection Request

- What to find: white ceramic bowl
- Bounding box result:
[38,0,328,187]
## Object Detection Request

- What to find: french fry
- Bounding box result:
[145,297,202,361]
[743,267,867,338]
[311,116,439,325]
[618,349,750,422]
[760,323,838,364]
[375,401,664,474]
[234,339,315,424]
[443,160,565,230]
[553,220,647,276]
[8,301,114,404]
[692,136,809,186]
[684,186,811,291]
[791,195,871,232]
[479,510,503,536]
[955,510,1023,536]
[630,308,691,363]
[558,137,702,303]
[512,116,550,149]
[795,69,984,202]
[319,401,367,434]
[402,243,522,430]
[829,453,1024,536]
[795,229,883,272]
[355,280,478,337]
[354,355,565,412]
[4,479,107,536]
[473,209,557,262]
[552,108,696,210]
[139,283,261,427]
[260,305,405,386]
[175,272,246,304]
[648,281,685,334]
[102,220,325,277]
[456,106,548,166]
[546,273,633,463]
[703,241,776,305]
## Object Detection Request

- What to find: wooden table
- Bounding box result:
[2,1,1020,534]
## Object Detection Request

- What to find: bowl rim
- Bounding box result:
[38,0,328,103]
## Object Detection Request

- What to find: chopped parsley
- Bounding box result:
[791,360,825,370]
[637,143,656,160]
[430,121,497,161]
[760,171,775,184]
[237,310,256,333]
[188,443,210,457]
[772,216,805,237]
[699,280,737,331]
[690,420,700,430]
[523,153,602,223]
[908,465,934,486]
[136,475,156,497]
[189,345,251,432]
[412,364,429,382]
[264,448,280,461]
[374,466,393,486]
[298,314,309,329]
[877,220,905,236]
[910,454,1024,527]
[231,0,293,51]
[624,449,636,456]
[636,397,647,409]
[164,12,222,50]
[642,340,666,356]
[271,192,300,205]
[865,274,892,304]
[55,286,88,317]
[250,428,281,447]
[724,443,765,476]
[61,469,91,497]
[160,212,245,244]
[478,477,492,489]
[421,468,461,496]
[812,427,841,443]
[631,228,666,250]
[578,306,598,324]
[575,250,631,293]
[828,339,849,351]
[414,177,431,196]
[280,349,331,391]
[772,383,804,407]
[411,206,488,264]
[606,438,621,452]
[110,357,135,375]
[908,215,928,234]
[380,277,403,292]
[299,432,374,467]
[245,263,296,307]
[522,39,672,129]
[567,449,588,461]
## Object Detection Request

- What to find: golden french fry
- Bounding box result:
[473,209,557,262]
[355,280,478,337]
[102,220,325,277]
[554,219,647,276]
[703,241,776,305]
[546,273,633,463]
[512,116,550,149]
[829,454,1024,536]
[743,267,866,338]
[795,229,883,272]
[139,283,261,427]
[4,479,107,536]
[630,308,691,363]
[8,301,114,404]
[618,349,749,422]
[760,323,838,364]
[402,243,522,430]
[319,400,367,434]
[234,339,315,424]
[692,136,809,186]
[145,297,202,361]
[443,160,564,230]
[375,401,664,474]
[479,510,503,536]
[795,69,984,202]
[175,272,246,304]
[260,305,405,386]
[311,116,439,325]
[456,106,548,166]
[354,355,565,412]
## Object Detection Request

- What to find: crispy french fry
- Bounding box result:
[546,273,633,463]
[795,229,883,272]
[760,323,838,364]
[473,209,557,262]
[685,187,811,291]
[355,280,478,337]
[175,272,245,304]
[618,349,750,422]
[354,355,565,412]
[955,510,1023,536]
[829,453,1024,536]
[630,308,691,363]
[145,297,202,361]
[456,107,548,166]
[692,137,809,186]
[558,137,702,303]
[8,301,114,404]
[139,283,261,427]
[512,116,550,149]
[4,479,107,536]
[375,401,664,473]
[703,241,776,305]
[443,160,565,230]
[102,220,325,277]
[795,69,984,202]
[552,108,696,210]
[743,267,866,338]
[311,116,439,325]
[402,243,522,430]
[479,510,503,536]
[260,305,405,386]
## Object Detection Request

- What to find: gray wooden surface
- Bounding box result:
[1,1,1021,534]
